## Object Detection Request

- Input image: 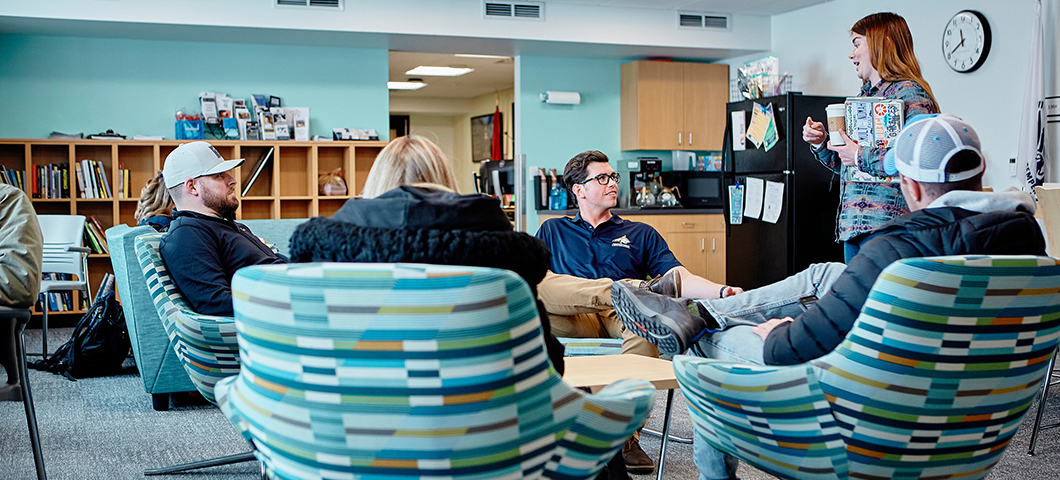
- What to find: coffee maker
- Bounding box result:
[629,158,662,207]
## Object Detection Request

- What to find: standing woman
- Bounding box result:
[803,12,939,262]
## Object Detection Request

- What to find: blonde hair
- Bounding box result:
[852,12,940,111]
[361,135,458,198]
[134,171,174,224]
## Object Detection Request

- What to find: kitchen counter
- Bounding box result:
[537,208,723,216]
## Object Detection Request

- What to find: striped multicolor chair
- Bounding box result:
[216,262,657,480]
[675,255,1060,480]
[136,233,260,475]
[135,233,241,405]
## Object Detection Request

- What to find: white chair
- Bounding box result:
[36,215,92,356]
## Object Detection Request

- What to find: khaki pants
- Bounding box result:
[538,271,659,358]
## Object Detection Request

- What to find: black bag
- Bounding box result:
[30,291,131,380]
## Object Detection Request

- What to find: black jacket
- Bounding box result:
[289,186,565,373]
[763,204,1046,365]
[160,211,287,316]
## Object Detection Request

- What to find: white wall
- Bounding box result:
[401,89,515,195]
[0,0,771,58]
[725,0,1048,190]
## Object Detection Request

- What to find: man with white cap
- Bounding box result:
[609,114,1046,480]
[160,141,286,317]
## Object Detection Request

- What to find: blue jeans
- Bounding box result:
[688,262,846,480]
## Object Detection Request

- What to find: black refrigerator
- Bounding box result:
[723,92,845,290]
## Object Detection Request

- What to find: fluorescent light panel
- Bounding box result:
[405,66,474,77]
[454,54,512,59]
[388,81,427,90]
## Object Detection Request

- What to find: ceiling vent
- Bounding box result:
[484,1,544,21]
[275,0,343,10]
[677,12,730,31]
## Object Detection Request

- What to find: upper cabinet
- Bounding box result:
[620,61,729,151]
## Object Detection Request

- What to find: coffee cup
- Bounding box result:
[826,104,846,146]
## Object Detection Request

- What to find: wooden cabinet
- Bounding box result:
[0,138,387,318]
[621,61,729,151]
[537,212,725,284]
[643,214,725,284]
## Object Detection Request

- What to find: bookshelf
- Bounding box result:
[0,138,388,318]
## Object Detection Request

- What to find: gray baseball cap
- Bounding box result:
[162,142,244,189]
[883,114,984,183]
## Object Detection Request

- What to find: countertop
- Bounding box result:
[537,207,723,216]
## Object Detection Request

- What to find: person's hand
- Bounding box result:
[802,117,827,145]
[827,130,860,166]
[722,286,744,297]
[752,317,794,340]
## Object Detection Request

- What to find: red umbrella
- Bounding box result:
[490,106,502,161]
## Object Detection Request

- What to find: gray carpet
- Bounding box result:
[2,327,1059,479]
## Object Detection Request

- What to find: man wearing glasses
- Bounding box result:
[535,150,739,474]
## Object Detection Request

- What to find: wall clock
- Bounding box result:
[942,10,991,73]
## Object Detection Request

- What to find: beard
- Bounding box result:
[203,188,239,221]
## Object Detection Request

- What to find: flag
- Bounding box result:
[490,107,503,161]
[1018,0,1047,196]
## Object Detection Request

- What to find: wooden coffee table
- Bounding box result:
[564,354,683,480]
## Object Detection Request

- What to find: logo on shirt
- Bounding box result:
[611,235,631,249]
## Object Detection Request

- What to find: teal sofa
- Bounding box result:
[107,218,306,410]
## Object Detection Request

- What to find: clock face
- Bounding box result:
[942,10,991,73]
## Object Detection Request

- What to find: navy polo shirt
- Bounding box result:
[536,213,682,281]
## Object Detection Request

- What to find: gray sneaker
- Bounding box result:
[611,281,715,355]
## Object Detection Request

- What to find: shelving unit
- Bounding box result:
[0,138,388,319]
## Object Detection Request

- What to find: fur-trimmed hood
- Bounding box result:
[289,187,551,288]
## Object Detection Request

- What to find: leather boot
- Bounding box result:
[623,429,655,474]
[640,269,681,298]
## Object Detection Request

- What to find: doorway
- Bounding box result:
[388,51,514,195]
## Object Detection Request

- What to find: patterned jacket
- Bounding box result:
[763,190,1045,365]
[814,80,937,241]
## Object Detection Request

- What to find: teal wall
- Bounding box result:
[518,55,718,234]
[0,34,389,140]
[519,55,627,233]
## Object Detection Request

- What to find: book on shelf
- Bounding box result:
[84,223,104,254]
[79,160,96,199]
[0,166,26,191]
[117,163,130,199]
[95,161,112,198]
[61,163,69,198]
[75,163,87,198]
[94,273,115,299]
[39,273,75,312]
[241,147,274,197]
[88,215,109,253]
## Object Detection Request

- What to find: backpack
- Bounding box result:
[30,291,131,380]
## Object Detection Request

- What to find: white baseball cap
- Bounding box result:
[883,114,985,183]
[162,142,244,189]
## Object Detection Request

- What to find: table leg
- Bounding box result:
[656,389,675,480]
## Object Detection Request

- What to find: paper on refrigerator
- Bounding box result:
[762,180,784,223]
[731,111,746,151]
[743,176,764,219]
[745,103,777,151]
[728,184,744,224]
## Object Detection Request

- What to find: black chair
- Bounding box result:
[1,306,46,479]
[1027,345,1060,455]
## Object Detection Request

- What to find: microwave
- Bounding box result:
[660,171,724,208]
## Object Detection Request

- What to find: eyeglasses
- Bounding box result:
[578,172,621,186]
